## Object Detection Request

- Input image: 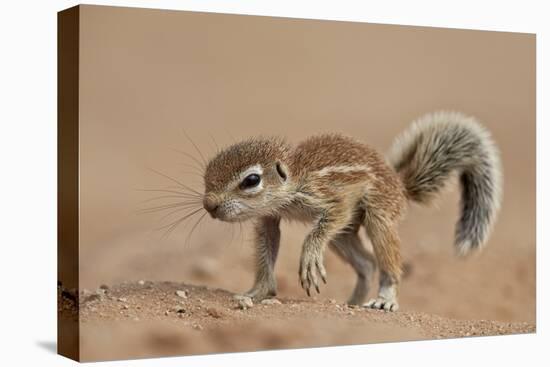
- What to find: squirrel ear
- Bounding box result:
[275,162,288,182]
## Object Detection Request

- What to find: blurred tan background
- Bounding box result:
[78,3,535,331]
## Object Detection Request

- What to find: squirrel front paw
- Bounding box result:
[299,249,327,296]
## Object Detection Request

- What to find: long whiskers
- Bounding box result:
[139,131,220,242]
[185,211,208,247]
[207,132,220,156]
[139,201,201,215]
[227,222,235,247]
[138,167,205,239]
[139,195,202,204]
[182,129,208,168]
[171,148,206,174]
[178,169,205,180]
[157,205,201,223]
[158,207,205,238]
[146,167,203,196]
[136,188,201,200]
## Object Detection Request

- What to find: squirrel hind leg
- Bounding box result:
[329,233,376,305]
[363,214,402,312]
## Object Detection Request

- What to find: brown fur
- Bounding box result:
[203,133,406,309]
[204,136,291,192]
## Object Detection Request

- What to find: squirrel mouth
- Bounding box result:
[214,212,247,223]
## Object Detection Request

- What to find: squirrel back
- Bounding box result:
[388,111,502,255]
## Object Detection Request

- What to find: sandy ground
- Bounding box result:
[59,281,535,361]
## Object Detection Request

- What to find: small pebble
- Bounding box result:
[193,324,203,331]
[117,297,127,302]
[260,298,282,305]
[122,305,129,310]
[99,284,109,290]
[176,290,188,299]
[137,280,145,286]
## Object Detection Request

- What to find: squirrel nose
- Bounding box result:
[203,196,219,214]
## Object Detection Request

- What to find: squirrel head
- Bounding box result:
[202,137,292,222]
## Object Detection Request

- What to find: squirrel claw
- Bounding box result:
[299,251,326,297]
[364,298,399,312]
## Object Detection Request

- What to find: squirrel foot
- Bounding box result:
[364,297,399,312]
[236,283,276,302]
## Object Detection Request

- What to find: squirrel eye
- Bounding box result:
[239,174,261,190]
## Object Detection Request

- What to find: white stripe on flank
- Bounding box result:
[314,165,371,177]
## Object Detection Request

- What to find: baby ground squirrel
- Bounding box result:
[201,111,502,311]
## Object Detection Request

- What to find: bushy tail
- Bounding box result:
[388,111,502,255]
